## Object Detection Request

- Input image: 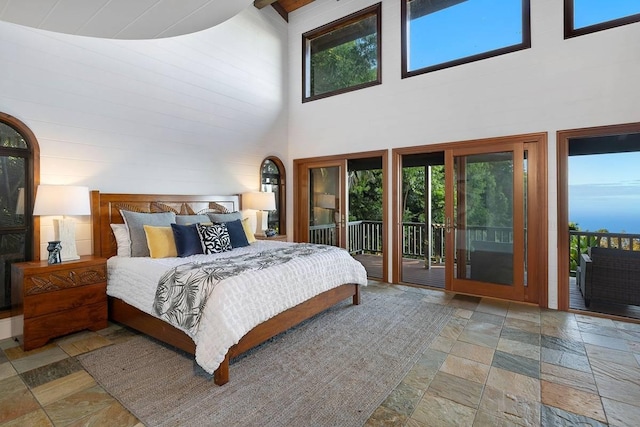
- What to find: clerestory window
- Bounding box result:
[302,3,382,103]
[402,0,531,78]
[564,0,640,38]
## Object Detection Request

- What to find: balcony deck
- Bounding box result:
[354,253,640,320]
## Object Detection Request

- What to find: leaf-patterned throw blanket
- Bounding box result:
[153,243,333,335]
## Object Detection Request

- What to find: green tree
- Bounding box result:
[348,169,382,221]
[311,33,377,96]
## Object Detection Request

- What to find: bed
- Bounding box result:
[90,191,367,385]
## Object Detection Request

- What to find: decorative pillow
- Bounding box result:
[196,223,231,254]
[241,217,257,243]
[221,219,250,248]
[171,223,203,257]
[121,210,176,257]
[175,214,211,226]
[110,223,131,257]
[143,225,177,258]
[206,211,242,224]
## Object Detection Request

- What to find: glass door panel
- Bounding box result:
[308,164,344,247]
[447,144,526,301]
[454,151,515,285]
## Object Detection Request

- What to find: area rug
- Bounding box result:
[78,286,453,427]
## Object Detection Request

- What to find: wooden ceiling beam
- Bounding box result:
[253,0,279,9]
[278,0,315,13]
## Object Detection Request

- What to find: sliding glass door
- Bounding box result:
[446,144,526,300]
[294,151,388,281]
[394,134,545,303]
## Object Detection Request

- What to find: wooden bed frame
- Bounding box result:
[90,191,361,385]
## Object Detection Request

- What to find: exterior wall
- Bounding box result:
[287,0,640,309]
[0,6,289,261]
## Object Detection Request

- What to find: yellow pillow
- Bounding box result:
[242,217,257,243]
[143,225,177,258]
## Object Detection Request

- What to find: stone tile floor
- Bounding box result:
[1,282,639,426]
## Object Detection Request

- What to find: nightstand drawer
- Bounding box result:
[22,301,107,351]
[23,264,107,296]
[24,283,106,318]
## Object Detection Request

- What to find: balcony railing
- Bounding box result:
[309,221,513,262]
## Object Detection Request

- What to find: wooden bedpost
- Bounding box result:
[214,355,230,385]
[90,190,101,256]
[353,285,361,305]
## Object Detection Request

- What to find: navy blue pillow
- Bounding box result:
[221,219,250,248]
[171,223,203,257]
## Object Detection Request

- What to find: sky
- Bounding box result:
[569,152,640,234]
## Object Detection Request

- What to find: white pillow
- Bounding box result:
[110,223,131,257]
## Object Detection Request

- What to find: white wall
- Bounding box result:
[0,6,289,260]
[0,6,289,339]
[286,0,640,308]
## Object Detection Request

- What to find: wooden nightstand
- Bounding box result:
[11,255,108,351]
[255,235,288,242]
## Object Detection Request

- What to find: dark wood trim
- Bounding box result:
[401,0,531,79]
[391,150,402,284]
[302,3,382,103]
[532,138,549,308]
[271,2,288,22]
[556,122,640,311]
[564,0,640,39]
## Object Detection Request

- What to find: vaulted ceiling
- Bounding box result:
[0,0,310,39]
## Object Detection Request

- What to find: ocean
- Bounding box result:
[569,212,640,234]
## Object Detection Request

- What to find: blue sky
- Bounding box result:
[408,0,522,70]
[569,152,640,233]
[574,0,640,28]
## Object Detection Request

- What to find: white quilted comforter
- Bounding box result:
[106,241,368,374]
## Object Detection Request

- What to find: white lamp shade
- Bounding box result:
[242,191,276,211]
[33,185,91,216]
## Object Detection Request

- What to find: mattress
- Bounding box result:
[107,240,368,374]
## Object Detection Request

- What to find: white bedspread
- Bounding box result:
[107,241,368,374]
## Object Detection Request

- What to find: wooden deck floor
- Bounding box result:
[354,253,640,320]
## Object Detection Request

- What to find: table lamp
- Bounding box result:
[33,185,91,263]
[242,191,276,236]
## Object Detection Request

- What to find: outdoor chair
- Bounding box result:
[578,246,640,307]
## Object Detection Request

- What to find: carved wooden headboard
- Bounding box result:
[90,191,241,258]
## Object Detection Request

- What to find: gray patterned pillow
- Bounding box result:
[206,211,242,224]
[175,214,211,225]
[121,210,176,257]
[196,223,231,254]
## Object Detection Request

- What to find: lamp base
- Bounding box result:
[254,210,269,236]
[54,218,80,261]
